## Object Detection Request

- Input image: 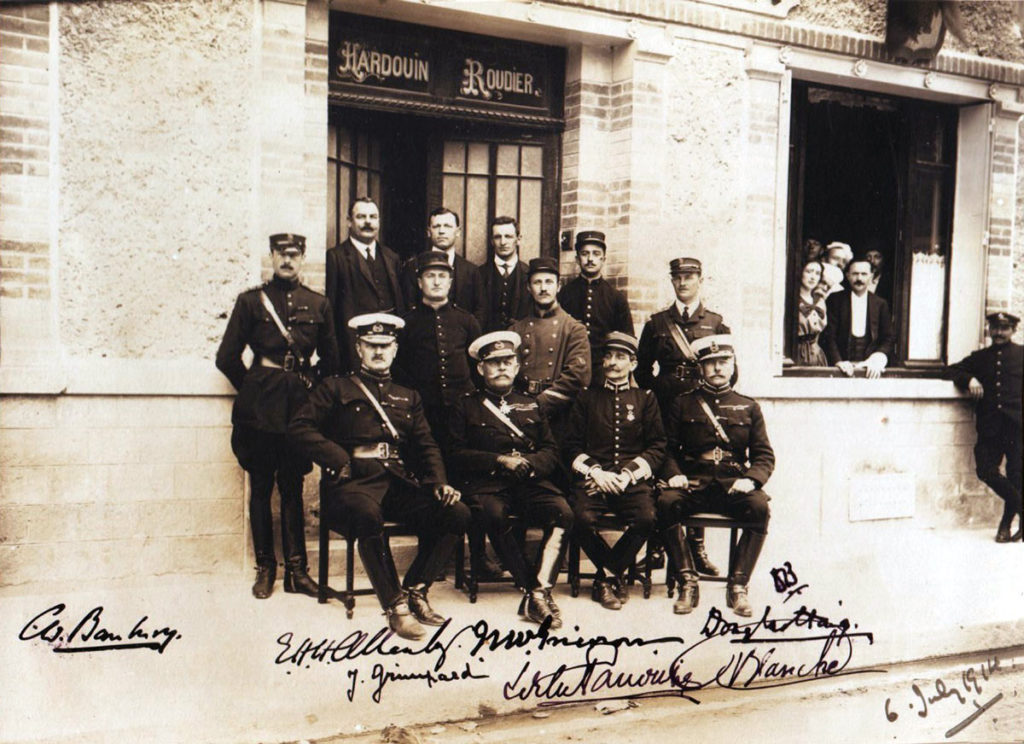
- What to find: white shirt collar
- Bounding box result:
[674,299,700,318]
[495,256,518,272]
[350,236,377,257]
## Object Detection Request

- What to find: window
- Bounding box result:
[327,123,383,249]
[785,82,957,371]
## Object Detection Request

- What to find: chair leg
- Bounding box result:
[568,536,581,598]
[318,513,329,605]
[643,540,653,599]
[345,534,356,613]
[454,536,466,591]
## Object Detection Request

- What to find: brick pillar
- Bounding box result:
[989,102,1023,317]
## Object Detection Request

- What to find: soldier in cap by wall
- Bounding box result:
[288,313,469,641]
[216,233,340,600]
[947,311,1023,542]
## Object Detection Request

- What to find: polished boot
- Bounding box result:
[403,532,460,626]
[995,523,1013,543]
[490,523,535,591]
[358,535,424,640]
[384,595,426,641]
[688,531,720,576]
[407,586,445,626]
[519,589,557,627]
[283,559,319,596]
[252,558,276,599]
[727,530,766,618]
[532,526,567,629]
[543,588,562,622]
[280,472,317,597]
[592,580,622,610]
[469,525,507,580]
[662,524,699,614]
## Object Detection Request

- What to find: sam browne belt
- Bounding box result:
[351,442,400,459]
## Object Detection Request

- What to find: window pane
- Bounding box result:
[468,143,490,175]
[497,144,519,175]
[328,124,338,159]
[442,174,466,254]
[338,125,351,163]
[356,133,368,167]
[519,180,542,261]
[443,141,466,173]
[495,177,518,219]
[327,162,338,248]
[466,176,489,264]
[368,172,380,206]
[915,110,947,165]
[338,164,351,239]
[906,171,948,360]
[356,168,368,197]
[521,145,542,177]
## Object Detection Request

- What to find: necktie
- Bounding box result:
[681,306,690,323]
[500,263,509,277]
[365,248,375,264]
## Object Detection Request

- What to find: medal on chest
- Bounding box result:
[499,398,513,415]
[626,403,635,422]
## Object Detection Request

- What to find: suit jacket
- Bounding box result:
[821,290,895,365]
[402,250,486,326]
[479,260,532,332]
[325,238,406,373]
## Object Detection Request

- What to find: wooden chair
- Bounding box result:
[567,511,656,599]
[666,512,759,596]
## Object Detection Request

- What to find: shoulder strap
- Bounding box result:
[260,291,306,366]
[695,395,730,443]
[482,397,527,439]
[666,319,697,362]
[350,375,400,440]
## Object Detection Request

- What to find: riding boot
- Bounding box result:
[489,522,535,592]
[727,530,766,618]
[662,524,699,614]
[533,527,566,629]
[280,480,318,597]
[249,470,277,599]
[688,529,720,576]
[469,524,506,580]
[404,532,460,626]
[358,535,424,641]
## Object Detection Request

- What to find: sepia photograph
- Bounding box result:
[1,0,1022,742]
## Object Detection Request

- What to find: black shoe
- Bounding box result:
[726,583,752,617]
[612,575,630,605]
[283,563,319,597]
[995,524,1013,543]
[385,596,426,641]
[592,581,622,611]
[477,555,508,582]
[407,587,446,626]
[673,581,699,615]
[252,562,276,599]
[690,539,720,576]
[1013,529,1022,542]
[543,588,562,622]
[520,589,561,629]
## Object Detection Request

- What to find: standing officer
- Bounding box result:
[658,335,774,617]
[448,331,574,628]
[509,257,591,446]
[636,257,730,575]
[325,196,406,372]
[395,251,481,450]
[288,314,469,641]
[216,233,340,599]
[558,230,634,385]
[479,216,532,333]
[564,332,665,610]
[948,311,1023,542]
[402,207,486,326]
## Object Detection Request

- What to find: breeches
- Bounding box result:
[657,482,770,534]
[324,473,471,538]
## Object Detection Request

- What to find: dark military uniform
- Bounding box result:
[636,303,730,413]
[558,276,634,385]
[395,301,481,448]
[948,339,1023,535]
[288,370,470,610]
[564,379,664,588]
[216,274,340,584]
[402,250,486,326]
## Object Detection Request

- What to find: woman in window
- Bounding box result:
[796,259,828,366]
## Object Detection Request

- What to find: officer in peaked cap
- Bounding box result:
[216,232,340,601]
[564,331,666,609]
[288,312,470,641]
[558,231,634,386]
[636,256,730,577]
[449,329,574,628]
[948,310,1022,542]
[658,334,775,618]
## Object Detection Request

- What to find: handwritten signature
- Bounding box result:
[884,655,1003,738]
[19,603,181,654]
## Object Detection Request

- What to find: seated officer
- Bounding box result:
[564,332,665,610]
[288,313,469,641]
[658,335,774,617]
[448,331,574,629]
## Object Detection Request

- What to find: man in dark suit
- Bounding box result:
[821,258,895,378]
[478,216,532,332]
[948,311,1022,542]
[325,197,406,373]
[402,207,486,326]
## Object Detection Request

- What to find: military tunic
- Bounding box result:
[558,276,634,382]
[659,385,774,531]
[509,306,591,423]
[948,341,1023,507]
[635,303,730,413]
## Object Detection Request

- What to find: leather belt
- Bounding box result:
[258,354,298,372]
[672,365,698,380]
[351,442,399,459]
[696,447,732,464]
[525,380,551,395]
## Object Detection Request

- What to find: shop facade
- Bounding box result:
[1,0,1023,588]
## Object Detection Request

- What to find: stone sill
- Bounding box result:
[747,373,965,401]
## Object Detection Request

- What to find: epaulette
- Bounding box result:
[298,282,327,298]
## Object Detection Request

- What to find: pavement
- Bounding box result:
[1,524,1022,744]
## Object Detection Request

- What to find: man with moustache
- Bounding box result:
[402,207,486,326]
[558,231,634,385]
[821,257,895,378]
[564,332,665,610]
[948,311,1023,542]
[288,314,469,641]
[448,331,573,628]
[636,257,729,575]
[479,216,532,333]
[395,251,481,451]
[326,197,406,373]
[217,233,340,600]
[658,335,774,617]
[509,257,591,446]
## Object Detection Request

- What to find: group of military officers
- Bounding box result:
[215,198,778,642]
